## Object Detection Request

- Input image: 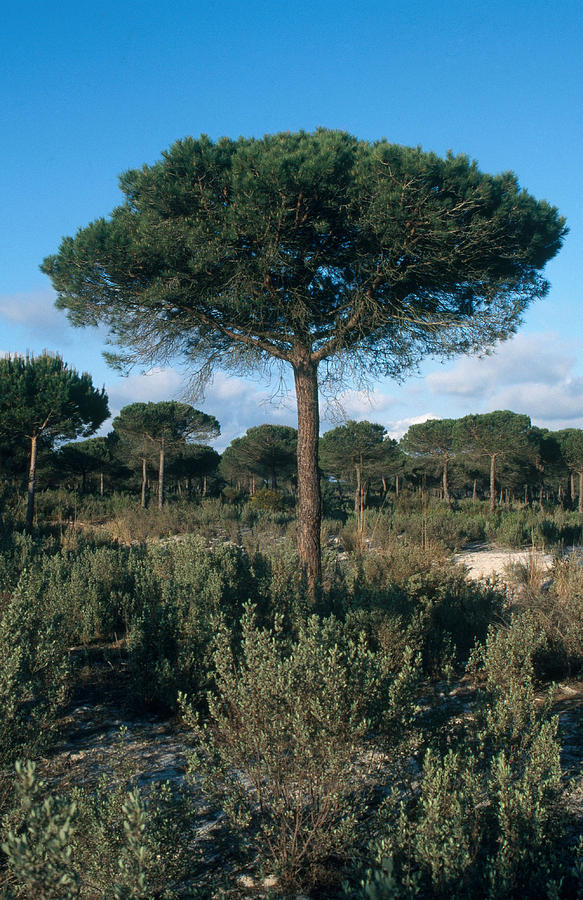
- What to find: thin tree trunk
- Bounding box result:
[354,462,362,519]
[571,473,576,504]
[443,458,451,506]
[141,458,147,508]
[473,479,478,503]
[395,474,399,497]
[202,475,207,496]
[490,455,496,512]
[100,471,104,496]
[293,359,321,600]
[579,471,583,515]
[158,446,165,510]
[25,433,38,532]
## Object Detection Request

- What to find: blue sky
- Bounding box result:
[1,0,581,448]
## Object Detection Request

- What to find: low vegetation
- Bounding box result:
[0,488,583,898]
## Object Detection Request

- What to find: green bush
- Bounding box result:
[126,537,261,710]
[343,559,506,676]
[183,605,420,890]
[0,571,71,765]
[1,759,191,899]
[351,613,564,899]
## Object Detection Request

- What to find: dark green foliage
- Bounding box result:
[0,354,109,448]
[42,131,565,373]
[41,129,566,586]
[400,418,456,502]
[320,421,390,523]
[0,353,109,529]
[56,434,120,494]
[454,411,535,510]
[219,424,297,492]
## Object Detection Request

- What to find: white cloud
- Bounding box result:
[323,387,399,426]
[106,367,184,413]
[0,290,70,341]
[423,332,583,429]
[386,413,439,441]
[104,367,299,450]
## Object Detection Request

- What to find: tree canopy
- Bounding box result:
[400,419,456,504]
[112,401,219,508]
[41,129,566,591]
[0,353,109,528]
[453,411,535,511]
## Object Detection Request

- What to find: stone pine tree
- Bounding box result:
[41,129,566,594]
[555,429,583,513]
[453,411,534,512]
[320,421,386,527]
[58,434,119,494]
[400,419,456,505]
[112,401,219,509]
[0,353,109,529]
[171,443,221,497]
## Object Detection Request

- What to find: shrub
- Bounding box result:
[1,760,186,899]
[0,571,71,765]
[126,537,260,710]
[343,559,506,676]
[183,605,420,890]
[352,612,564,899]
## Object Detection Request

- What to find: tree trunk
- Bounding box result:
[202,474,208,496]
[158,446,165,510]
[293,359,321,600]
[354,461,362,519]
[25,433,38,532]
[490,455,496,512]
[579,471,583,515]
[100,471,104,496]
[571,473,576,505]
[473,479,478,503]
[141,458,147,509]
[395,474,399,497]
[442,458,451,506]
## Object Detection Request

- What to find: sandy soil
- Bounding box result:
[453,545,554,582]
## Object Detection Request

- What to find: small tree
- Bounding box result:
[112,401,219,509]
[220,425,297,493]
[0,354,109,529]
[57,433,119,494]
[454,411,534,512]
[320,420,386,528]
[41,130,566,593]
[555,429,583,513]
[400,419,456,505]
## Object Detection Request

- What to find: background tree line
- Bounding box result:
[2,354,583,529]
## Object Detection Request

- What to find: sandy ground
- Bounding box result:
[453,545,554,582]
